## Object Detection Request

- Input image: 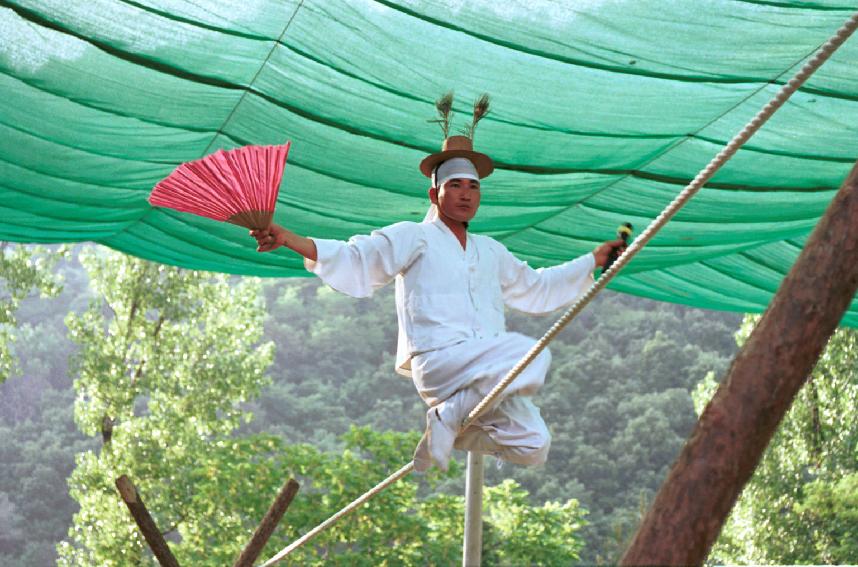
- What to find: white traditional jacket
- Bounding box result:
[305,218,595,377]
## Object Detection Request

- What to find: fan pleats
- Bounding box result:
[149,143,291,230]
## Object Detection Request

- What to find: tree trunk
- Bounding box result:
[101,415,114,445]
[620,160,858,566]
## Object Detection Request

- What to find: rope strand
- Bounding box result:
[259,463,414,566]
[261,11,858,565]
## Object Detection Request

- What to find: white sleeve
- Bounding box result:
[497,242,596,315]
[303,222,426,298]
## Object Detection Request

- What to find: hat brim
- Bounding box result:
[420,149,494,179]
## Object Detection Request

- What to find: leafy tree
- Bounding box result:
[57,249,275,565]
[698,316,858,565]
[794,473,858,562]
[269,426,464,566]
[0,242,66,383]
[482,479,587,565]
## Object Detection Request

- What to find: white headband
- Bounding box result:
[433,157,479,188]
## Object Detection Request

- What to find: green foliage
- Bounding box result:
[0,243,66,383]
[267,426,462,566]
[58,249,275,565]
[701,316,858,565]
[253,426,585,566]
[251,281,423,449]
[514,296,738,563]
[794,473,858,562]
[483,479,587,565]
[0,247,86,566]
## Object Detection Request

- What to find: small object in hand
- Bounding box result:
[602,222,633,275]
[148,142,291,230]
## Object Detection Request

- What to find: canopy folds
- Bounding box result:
[1,0,857,325]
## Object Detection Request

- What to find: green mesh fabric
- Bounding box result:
[1,1,857,325]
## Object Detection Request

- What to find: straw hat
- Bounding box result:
[419,135,494,179]
[419,92,494,180]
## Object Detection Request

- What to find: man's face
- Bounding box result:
[430,177,481,223]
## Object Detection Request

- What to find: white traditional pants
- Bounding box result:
[411,332,552,466]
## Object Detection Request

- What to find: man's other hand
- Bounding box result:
[592,239,627,268]
[250,224,287,252]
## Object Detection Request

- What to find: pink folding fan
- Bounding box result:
[149,142,291,230]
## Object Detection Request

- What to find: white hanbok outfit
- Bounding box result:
[305,217,595,465]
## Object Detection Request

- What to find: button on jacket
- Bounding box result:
[304,218,596,376]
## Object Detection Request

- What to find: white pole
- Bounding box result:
[462,452,484,567]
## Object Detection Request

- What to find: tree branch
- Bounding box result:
[115,475,181,567]
[129,315,165,389]
[232,478,300,567]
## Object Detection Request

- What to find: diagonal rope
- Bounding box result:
[200,0,305,157]
[260,11,858,566]
[260,462,415,565]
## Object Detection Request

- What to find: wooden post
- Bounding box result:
[462,452,484,567]
[115,475,181,567]
[620,161,858,565]
[232,478,300,567]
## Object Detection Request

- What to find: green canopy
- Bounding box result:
[2,1,857,324]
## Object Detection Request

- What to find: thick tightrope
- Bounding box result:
[260,12,858,566]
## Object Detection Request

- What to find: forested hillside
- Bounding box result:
[1,244,855,565]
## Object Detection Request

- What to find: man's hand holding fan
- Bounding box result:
[250,224,288,252]
[250,224,316,259]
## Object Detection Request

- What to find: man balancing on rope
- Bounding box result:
[250,94,624,472]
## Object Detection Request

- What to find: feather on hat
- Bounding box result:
[420,92,494,180]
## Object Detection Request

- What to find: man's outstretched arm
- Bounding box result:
[498,238,627,314]
[252,221,427,299]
